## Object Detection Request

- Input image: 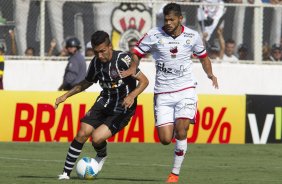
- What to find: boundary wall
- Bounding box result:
[3,60,282,95]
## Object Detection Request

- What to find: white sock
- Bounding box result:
[171,139,187,175]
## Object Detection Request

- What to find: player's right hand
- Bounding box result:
[209,75,219,89]
[54,96,67,109]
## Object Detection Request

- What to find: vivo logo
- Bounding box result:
[247,107,282,144]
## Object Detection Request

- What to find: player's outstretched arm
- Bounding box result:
[120,54,141,78]
[122,71,149,109]
[54,79,93,109]
[200,56,219,89]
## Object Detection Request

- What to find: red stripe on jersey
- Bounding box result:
[198,53,208,59]
[136,33,147,46]
[154,86,195,95]
[133,48,145,58]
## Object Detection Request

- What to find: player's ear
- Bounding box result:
[179,15,183,23]
[108,43,113,50]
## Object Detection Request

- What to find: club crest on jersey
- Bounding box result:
[186,39,191,44]
[157,39,164,45]
[110,67,119,78]
[170,46,178,58]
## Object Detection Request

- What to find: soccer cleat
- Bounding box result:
[94,155,107,172]
[166,173,179,183]
[58,172,70,180]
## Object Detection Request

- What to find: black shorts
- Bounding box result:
[80,102,135,135]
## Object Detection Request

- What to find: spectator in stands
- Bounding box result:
[58,37,86,91]
[197,0,226,41]
[59,44,68,57]
[223,38,239,62]
[204,27,224,61]
[85,41,94,57]
[207,44,221,61]
[0,43,4,90]
[216,27,225,59]
[262,43,271,61]
[8,29,17,55]
[25,47,35,56]
[237,43,249,60]
[47,38,57,56]
[269,44,282,61]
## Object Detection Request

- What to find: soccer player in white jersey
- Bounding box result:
[120,3,218,183]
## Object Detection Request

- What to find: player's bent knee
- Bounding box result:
[159,137,172,145]
[175,131,188,140]
[76,130,90,143]
[92,135,105,145]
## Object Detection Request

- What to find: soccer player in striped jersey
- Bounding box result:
[120,3,218,183]
[56,31,149,180]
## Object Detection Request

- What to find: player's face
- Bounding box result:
[93,42,113,63]
[163,12,183,35]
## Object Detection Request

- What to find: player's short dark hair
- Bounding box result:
[91,31,111,47]
[163,3,182,16]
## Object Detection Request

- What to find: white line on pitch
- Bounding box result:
[0,156,170,167]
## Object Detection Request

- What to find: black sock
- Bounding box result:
[92,141,107,157]
[63,139,84,176]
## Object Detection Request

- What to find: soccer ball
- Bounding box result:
[76,157,99,179]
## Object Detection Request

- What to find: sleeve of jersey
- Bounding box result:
[85,58,97,83]
[119,54,141,77]
[192,33,208,59]
[133,33,153,58]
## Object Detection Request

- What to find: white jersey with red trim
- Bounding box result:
[134,26,207,94]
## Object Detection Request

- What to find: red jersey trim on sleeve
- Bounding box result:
[198,52,208,58]
[133,47,146,58]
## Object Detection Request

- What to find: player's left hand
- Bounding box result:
[54,95,67,109]
[119,68,135,78]
[209,75,219,89]
[122,95,134,109]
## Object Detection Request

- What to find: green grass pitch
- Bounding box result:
[0,142,281,184]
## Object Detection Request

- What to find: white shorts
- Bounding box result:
[154,88,198,127]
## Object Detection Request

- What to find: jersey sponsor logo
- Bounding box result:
[156,62,187,76]
[168,41,180,44]
[99,79,124,89]
[183,32,195,38]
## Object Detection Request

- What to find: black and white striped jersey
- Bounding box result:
[85,50,141,113]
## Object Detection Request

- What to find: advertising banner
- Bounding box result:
[190,95,245,144]
[246,95,282,144]
[0,91,245,143]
